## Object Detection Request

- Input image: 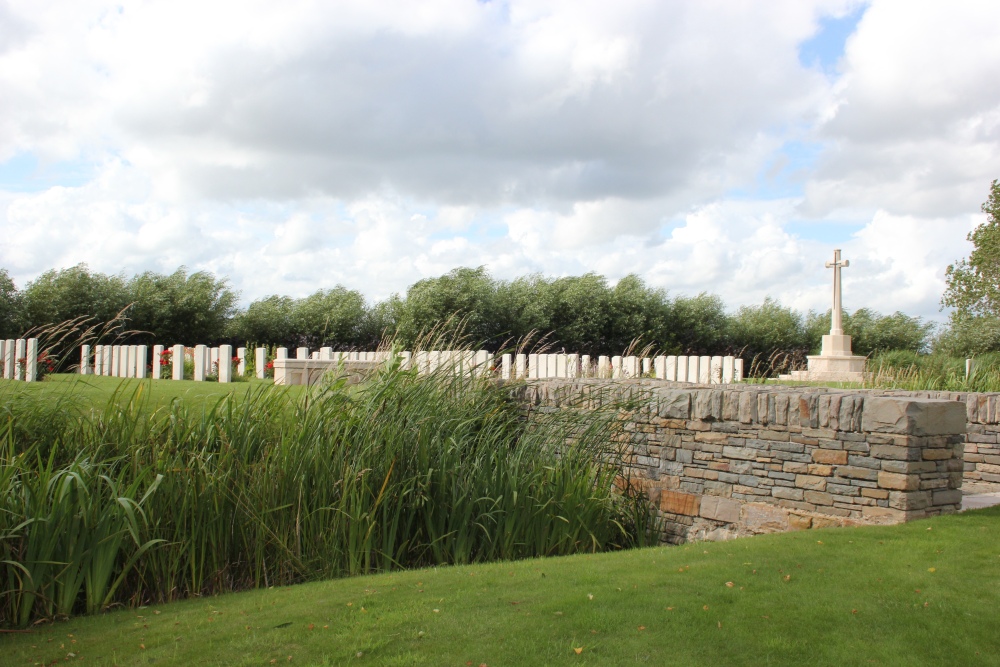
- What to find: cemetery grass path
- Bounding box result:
[4,506,999,667]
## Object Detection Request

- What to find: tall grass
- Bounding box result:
[0,358,654,626]
[864,351,1000,392]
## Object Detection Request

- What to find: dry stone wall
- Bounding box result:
[516,380,967,544]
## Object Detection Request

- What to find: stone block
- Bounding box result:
[861,397,966,436]
[922,448,953,461]
[836,466,879,481]
[860,488,890,500]
[804,490,834,505]
[659,391,691,419]
[772,487,804,501]
[878,471,920,491]
[812,449,848,465]
[700,496,741,523]
[723,446,757,460]
[787,514,813,530]
[660,490,701,516]
[795,475,827,491]
[742,503,789,533]
[932,489,963,506]
[871,444,920,461]
[808,464,833,476]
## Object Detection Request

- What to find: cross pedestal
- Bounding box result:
[782,249,865,382]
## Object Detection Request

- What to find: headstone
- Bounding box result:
[136,345,148,379]
[319,347,333,360]
[415,351,428,374]
[554,354,566,378]
[111,345,121,377]
[642,358,651,376]
[654,355,665,379]
[501,353,512,379]
[0,341,5,378]
[218,344,232,383]
[567,353,579,378]
[80,345,91,374]
[734,358,744,382]
[686,356,699,383]
[102,345,112,376]
[172,345,185,380]
[429,351,441,373]
[256,347,267,379]
[25,338,37,381]
[528,353,538,379]
[665,355,677,381]
[698,355,711,383]
[515,353,526,379]
[150,345,163,379]
[126,345,137,378]
[624,356,638,378]
[580,354,591,377]
[194,344,207,381]
[276,347,288,360]
[723,356,735,383]
[598,356,610,378]
[710,356,722,384]
[475,350,490,377]
[675,356,687,383]
[211,347,220,374]
[611,356,623,379]
[400,350,412,370]
[13,339,25,380]
[237,347,246,375]
[204,347,212,377]
[2,339,12,379]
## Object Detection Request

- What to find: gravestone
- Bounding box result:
[172,345,185,380]
[194,344,207,381]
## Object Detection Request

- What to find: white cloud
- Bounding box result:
[0,0,996,326]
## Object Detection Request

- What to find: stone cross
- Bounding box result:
[825,248,850,336]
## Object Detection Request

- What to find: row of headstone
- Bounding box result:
[0,338,39,381]
[77,344,743,385]
[492,352,742,383]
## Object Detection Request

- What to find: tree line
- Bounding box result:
[0,264,934,369]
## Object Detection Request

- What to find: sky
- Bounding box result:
[1,0,999,321]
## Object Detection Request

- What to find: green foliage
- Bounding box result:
[942,179,1000,317]
[20,264,130,331]
[727,297,808,358]
[0,268,21,338]
[933,313,1000,357]
[395,267,505,348]
[0,370,652,626]
[127,268,239,344]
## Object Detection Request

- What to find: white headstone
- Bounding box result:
[611,356,623,379]
[256,347,267,379]
[501,353,512,379]
[172,345,185,380]
[25,338,37,381]
[723,356,735,383]
[237,347,246,375]
[126,345,136,378]
[110,345,120,377]
[734,358,744,382]
[580,354,591,378]
[555,354,566,378]
[528,353,538,379]
[665,355,677,381]
[710,356,722,384]
[515,353,526,379]
[567,353,579,378]
[136,345,148,379]
[698,356,711,383]
[598,356,610,378]
[2,339,12,379]
[218,344,233,383]
[400,350,412,370]
[624,356,638,378]
[194,344,207,381]
[210,347,220,374]
[319,347,332,360]
[80,345,91,375]
[686,356,699,383]
[475,350,490,377]
[429,350,442,373]
[653,356,665,380]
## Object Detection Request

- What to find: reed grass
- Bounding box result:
[0,355,655,627]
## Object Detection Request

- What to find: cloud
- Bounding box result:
[0,0,996,327]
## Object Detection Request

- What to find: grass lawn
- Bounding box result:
[4,506,998,667]
[0,374,304,412]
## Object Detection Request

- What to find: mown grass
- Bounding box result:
[0,374,293,413]
[4,505,998,666]
[0,361,655,628]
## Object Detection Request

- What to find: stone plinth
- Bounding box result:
[781,334,865,382]
[272,358,379,386]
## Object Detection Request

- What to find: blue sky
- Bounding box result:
[0,0,997,322]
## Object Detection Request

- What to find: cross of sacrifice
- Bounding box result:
[825,249,849,336]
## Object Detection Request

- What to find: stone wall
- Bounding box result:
[516,380,967,544]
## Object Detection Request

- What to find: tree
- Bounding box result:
[942,179,1000,316]
[0,269,22,338]
[292,287,368,348]
[127,268,238,345]
[20,264,130,330]
[727,297,808,360]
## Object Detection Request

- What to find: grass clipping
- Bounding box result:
[0,355,656,627]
